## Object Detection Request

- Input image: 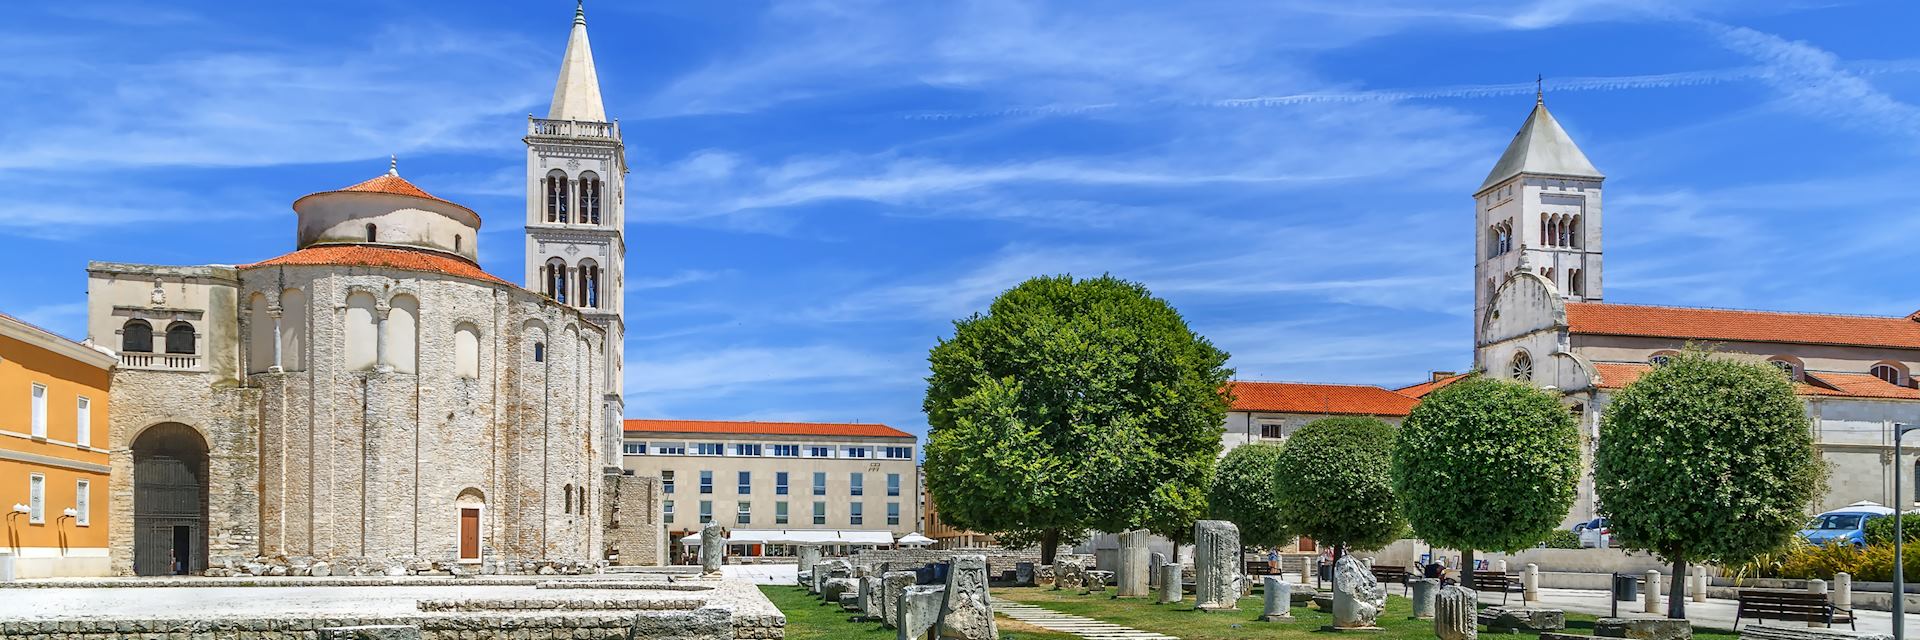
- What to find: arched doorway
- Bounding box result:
[132,423,208,576]
[456,488,485,562]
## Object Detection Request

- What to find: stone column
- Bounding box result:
[1495,559,1508,575]
[1693,566,1709,603]
[1147,552,1166,588]
[1834,572,1852,613]
[1524,563,1540,602]
[699,521,724,577]
[1808,579,1828,628]
[937,555,998,640]
[1193,520,1241,611]
[1411,578,1440,620]
[1158,562,1182,604]
[881,571,916,629]
[1261,576,1293,621]
[1117,529,1152,598]
[373,302,392,372]
[1436,585,1477,640]
[1642,570,1660,614]
[268,308,284,372]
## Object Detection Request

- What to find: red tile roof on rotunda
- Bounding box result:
[244,245,505,284]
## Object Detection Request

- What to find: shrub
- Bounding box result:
[1862,512,1920,546]
[1538,529,1582,549]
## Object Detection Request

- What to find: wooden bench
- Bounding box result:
[1735,590,1854,630]
[1467,571,1525,605]
[1370,564,1411,595]
[1244,560,1277,576]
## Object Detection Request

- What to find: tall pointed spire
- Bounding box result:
[548,1,607,122]
[1478,99,1602,193]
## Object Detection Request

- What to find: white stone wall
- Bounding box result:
[295,192,481,262]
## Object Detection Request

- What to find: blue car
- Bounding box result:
[1800,509,1889,547]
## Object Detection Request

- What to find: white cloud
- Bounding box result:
[1701,21,1920,141]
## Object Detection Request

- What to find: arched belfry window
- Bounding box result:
[544,258,568,303]
[580,171,602,225]
[578,260,600,309]
[365,224,378,243]
[546,170,570,223]
[1510,350,1534,382]
[164,322,196,355]
[122,320,153,353]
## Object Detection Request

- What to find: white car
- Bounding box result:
[1576,517,1612,548]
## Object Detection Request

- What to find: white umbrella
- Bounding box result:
[897,532,935,547]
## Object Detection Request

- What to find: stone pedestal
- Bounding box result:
[798,545,822,584]
[1808,579,1828,628]
[1524,563,1540,602]
[1643,570,1661,614]
[1193,520,1241,611]
[1436,585,1477,640]
[882,571,916,628]
[1834,572,1852,612]
[1595,617,1693,640]
[1261,576,1293,621]
[1148,552,1166,588]
[1410,578,1439,620]
[1158,562,1182,604]
[937,555,999,640]
[900,585,946,640]
[1692,566,1709,604]
[699,521,725,577]
[1117,529,1152,598]
[1331,555,1385,629]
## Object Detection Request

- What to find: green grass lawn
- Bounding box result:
[995,586,1743,640]
[759,585,1078,640]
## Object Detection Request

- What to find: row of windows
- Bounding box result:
[20,474,89,526]
[559,483,589,515]
[626,441,912,460]
[22,383,90,446]
[238,289,583,379]
[663,499,902,526]
[1541,213,1582,248]
[119,320,195,355]
[539,258,603,309]
[1486,219,1515,258]
[543,172,605,225]
[663,470,904,497]
[1536,267,1586,297]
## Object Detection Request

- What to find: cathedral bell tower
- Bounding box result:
[526,2,626,471]
[1473,91,1604,350]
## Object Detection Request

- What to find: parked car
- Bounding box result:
[1801,502,1895,547]
[1578,517,1612,548]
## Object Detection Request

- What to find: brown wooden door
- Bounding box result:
[460,508,480,559]
[1298,537,1316,552]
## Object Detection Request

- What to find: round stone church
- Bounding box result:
[86,165,618,576]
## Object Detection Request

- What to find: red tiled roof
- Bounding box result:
[624,418,915,439]
[1567,302,1920,350]
[1592,361,1920,400]
[1225,381,1419,417]
[1395,373,1470,399]
[244,245,505,284]
[297,173,481,221]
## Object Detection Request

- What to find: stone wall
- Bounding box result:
[0,610,735,640]
[847,548,1040,575]
[604,473,665,566]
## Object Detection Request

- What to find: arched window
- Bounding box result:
[564,483,574,514]
[1510,350,1534,382]
[545,170,570,223]
[122,319,154,353]
[454,235,462,253]
[1568,215,1581,248]
[365,224,378,242]
[1649,354,1673,367]
[1872,363,1907,386]
[454,323,480,379]
[533,341,546,363]
[247,293,273,374]
[1568,268,1583,296]
[544,258,568,303]
[384,294,419,374]
[580,171,602,225]
[1768,358,1799,381]
[164,322,196,355]
[344,291,379,371]
[578,260,599,309]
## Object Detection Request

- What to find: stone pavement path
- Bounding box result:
[992,599,1180,640]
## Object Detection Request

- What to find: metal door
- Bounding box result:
[132,424,208,576]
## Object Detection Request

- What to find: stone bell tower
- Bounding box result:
[525,2,626,471]
[1472,90,1605,347]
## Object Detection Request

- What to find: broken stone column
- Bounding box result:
[1116,529,1152,598]
[882,571,917,628]
[1331,554,1386,629]
[1193,519,1241,611]
[1053,556,1085,591]
[1148,551,1166,588]
[823,577,858,604]
[798,545,823,584]
[1261,576,1293,621]
[861,575,883,620]
[899,585,946,640]
[1410,577,1439,619]
[1435,585,1477,640]
[699,521,725,577]
[936,554,998,640]
[1158,562,1182,604]
[811,561,831,594]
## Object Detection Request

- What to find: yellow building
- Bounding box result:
[0,312,114,578]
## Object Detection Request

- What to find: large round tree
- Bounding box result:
[1596,349,1820,618]
[1210,442,1290,550]
[1273,417,1404,562]
[922,275,1232,564]
[1393,375,1581,583]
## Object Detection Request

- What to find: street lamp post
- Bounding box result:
[1896,422,1920,640]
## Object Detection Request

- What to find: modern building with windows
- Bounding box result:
[0,311,115,578]
[622,419,919,560]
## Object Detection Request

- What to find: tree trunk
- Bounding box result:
[1172,542,1182,565]
[1040,529,1060,567]
[1331,543,1345,595]
[1668,557,1688,619]
[1460,548,1477,587]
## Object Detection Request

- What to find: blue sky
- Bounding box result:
[4,1,1918,438]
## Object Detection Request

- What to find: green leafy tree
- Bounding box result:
[1210,443,1291,549]
[1273,417,1405,563]
[922,275,1232,565]
[1393,376,1581,584]
[1596,348,1821,618]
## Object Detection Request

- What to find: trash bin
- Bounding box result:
[1613,574,1639,600]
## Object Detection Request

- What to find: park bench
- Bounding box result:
[1370,564,1411,595]
[1468,571,1526,605]
[1734,590,1854,630]
[1245,560,1277,576]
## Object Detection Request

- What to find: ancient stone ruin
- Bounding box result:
[1331,555,1386,629]
[1436,584,1478,640]
[1193,519,1241,611]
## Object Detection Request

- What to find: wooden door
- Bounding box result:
[460,508,480,559]
[1297,537,1316,552]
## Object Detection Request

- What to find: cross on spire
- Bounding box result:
[1536,74,1544,105]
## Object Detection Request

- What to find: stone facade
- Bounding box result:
[603,472,665,566]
